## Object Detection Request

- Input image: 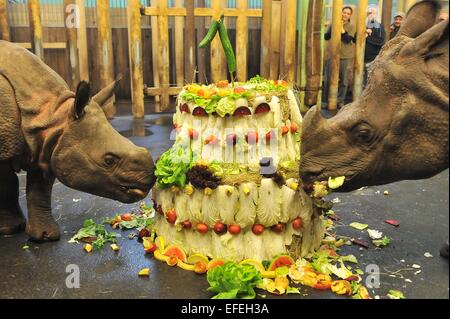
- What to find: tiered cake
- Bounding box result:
[152,76,325,262]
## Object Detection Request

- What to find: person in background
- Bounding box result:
[363,6,385,87]
[322,6,356,109]
[439,11,448,22]
[389,12,405,39]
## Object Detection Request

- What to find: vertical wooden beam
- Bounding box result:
[353,0,368,100]
[28,0,44,60]
[128,0,144,118]
[157,0,170,110]
[303,0,324,109]
[76,0,89,82]
[196,0,207,83]
[210,0,227,83]
[405,0,416,12]
[0,0,10,41]
[64,0,80,91]
[150,0,160,107]
[184,0,196,83]
[269,1,281,80]
[378,0,383,18]
[236,0,248,81]
[382,0,393,39]
[260,0,272,78]
[328,0,343,110]
[174,0,185,86]
[97,0,115,118]
[397,0,405,13]
[284,0,297,82]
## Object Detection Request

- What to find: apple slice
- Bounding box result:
[255,103,271,114]
[180,103,190,113]
[233,106,252,117]
[192,107,208,117]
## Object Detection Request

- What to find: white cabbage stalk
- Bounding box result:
[270,95,281,128]
[287,89,302,125]
[217,185,238,224]
[284,120,297,161]
[174,192,190,222]
[298,190,313,228]
[217,232,245,262]
[185,230,213,258]
[232,117,249,164]
[278,125,287,162]
[243,231,265,261]
[201,189,220,227]
[235,182,258,228]
[158,189,174,213]
[280,180,298,223]
[283,222,301,246]
[312,216,325,250]
[256,179,282,226]
[187,190,203,222]
[262,232,287,260]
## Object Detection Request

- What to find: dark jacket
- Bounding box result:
[364,25,385,63]
[390,25,401,39]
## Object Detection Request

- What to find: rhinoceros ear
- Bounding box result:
[74,81,91,119]
[398,0,441,38]
[92,74,122,108]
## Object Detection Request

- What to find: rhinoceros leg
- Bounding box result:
[0,160,26,234]
[25,170,60,241]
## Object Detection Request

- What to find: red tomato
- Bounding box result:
[181,220,192,229]
[196,223,209,234]
[233,87,246,94]
[281,126,289,136]
[166,210,177,224]
[290,122,299,134]
[213,222,227,235]
[121,213,133,221]
[292,217,303,230]
[228,224,241,235]
[252,224,265,235]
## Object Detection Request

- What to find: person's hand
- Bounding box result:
[366,28,373,36]
[341,26,346,34]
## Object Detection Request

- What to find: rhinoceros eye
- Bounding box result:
[104,154,119,167]
[353,123,374,145]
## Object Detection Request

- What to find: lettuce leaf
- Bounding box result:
[207,262,263,299]
[155,146,193,189]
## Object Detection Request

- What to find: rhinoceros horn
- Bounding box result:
[92,74,122,108]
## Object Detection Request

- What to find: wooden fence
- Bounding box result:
[1,0,435,117]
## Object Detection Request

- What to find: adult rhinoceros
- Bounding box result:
[0,41,156,241]
[300,1,448,254]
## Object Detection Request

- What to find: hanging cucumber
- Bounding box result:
[217,17,236,75]
[198,18,221,48]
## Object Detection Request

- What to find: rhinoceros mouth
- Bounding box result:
[119,184,149,197]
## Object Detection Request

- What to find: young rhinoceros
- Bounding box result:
[0,41,156,241]
[300,0,448,192]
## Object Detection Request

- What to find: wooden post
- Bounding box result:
[296,0,307,110]
[64,0,80,91]
[196,0,207,83]
[184,0,196,83]
[236,0,248,81]
[210,0,227,83]
[96,0,115,118]
[303,0,324,109]
[269,1,281,80]
[405,0,416,12]
[76,0,89,82]
[260,0,272,78]
[128,0,144,118]
[397,0,405,13]
[382,0,393,39]
[174,0,185,87]
[157,0,170,109]
[0,0,10,41]
[328,0,343,110]
[28,0,44,60]
[150,0,160,107]
[353,0,368,100]
[284,0,297,83]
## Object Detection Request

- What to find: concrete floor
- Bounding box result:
[0,113,448,299]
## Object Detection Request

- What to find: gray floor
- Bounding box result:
[0,114,448,299]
